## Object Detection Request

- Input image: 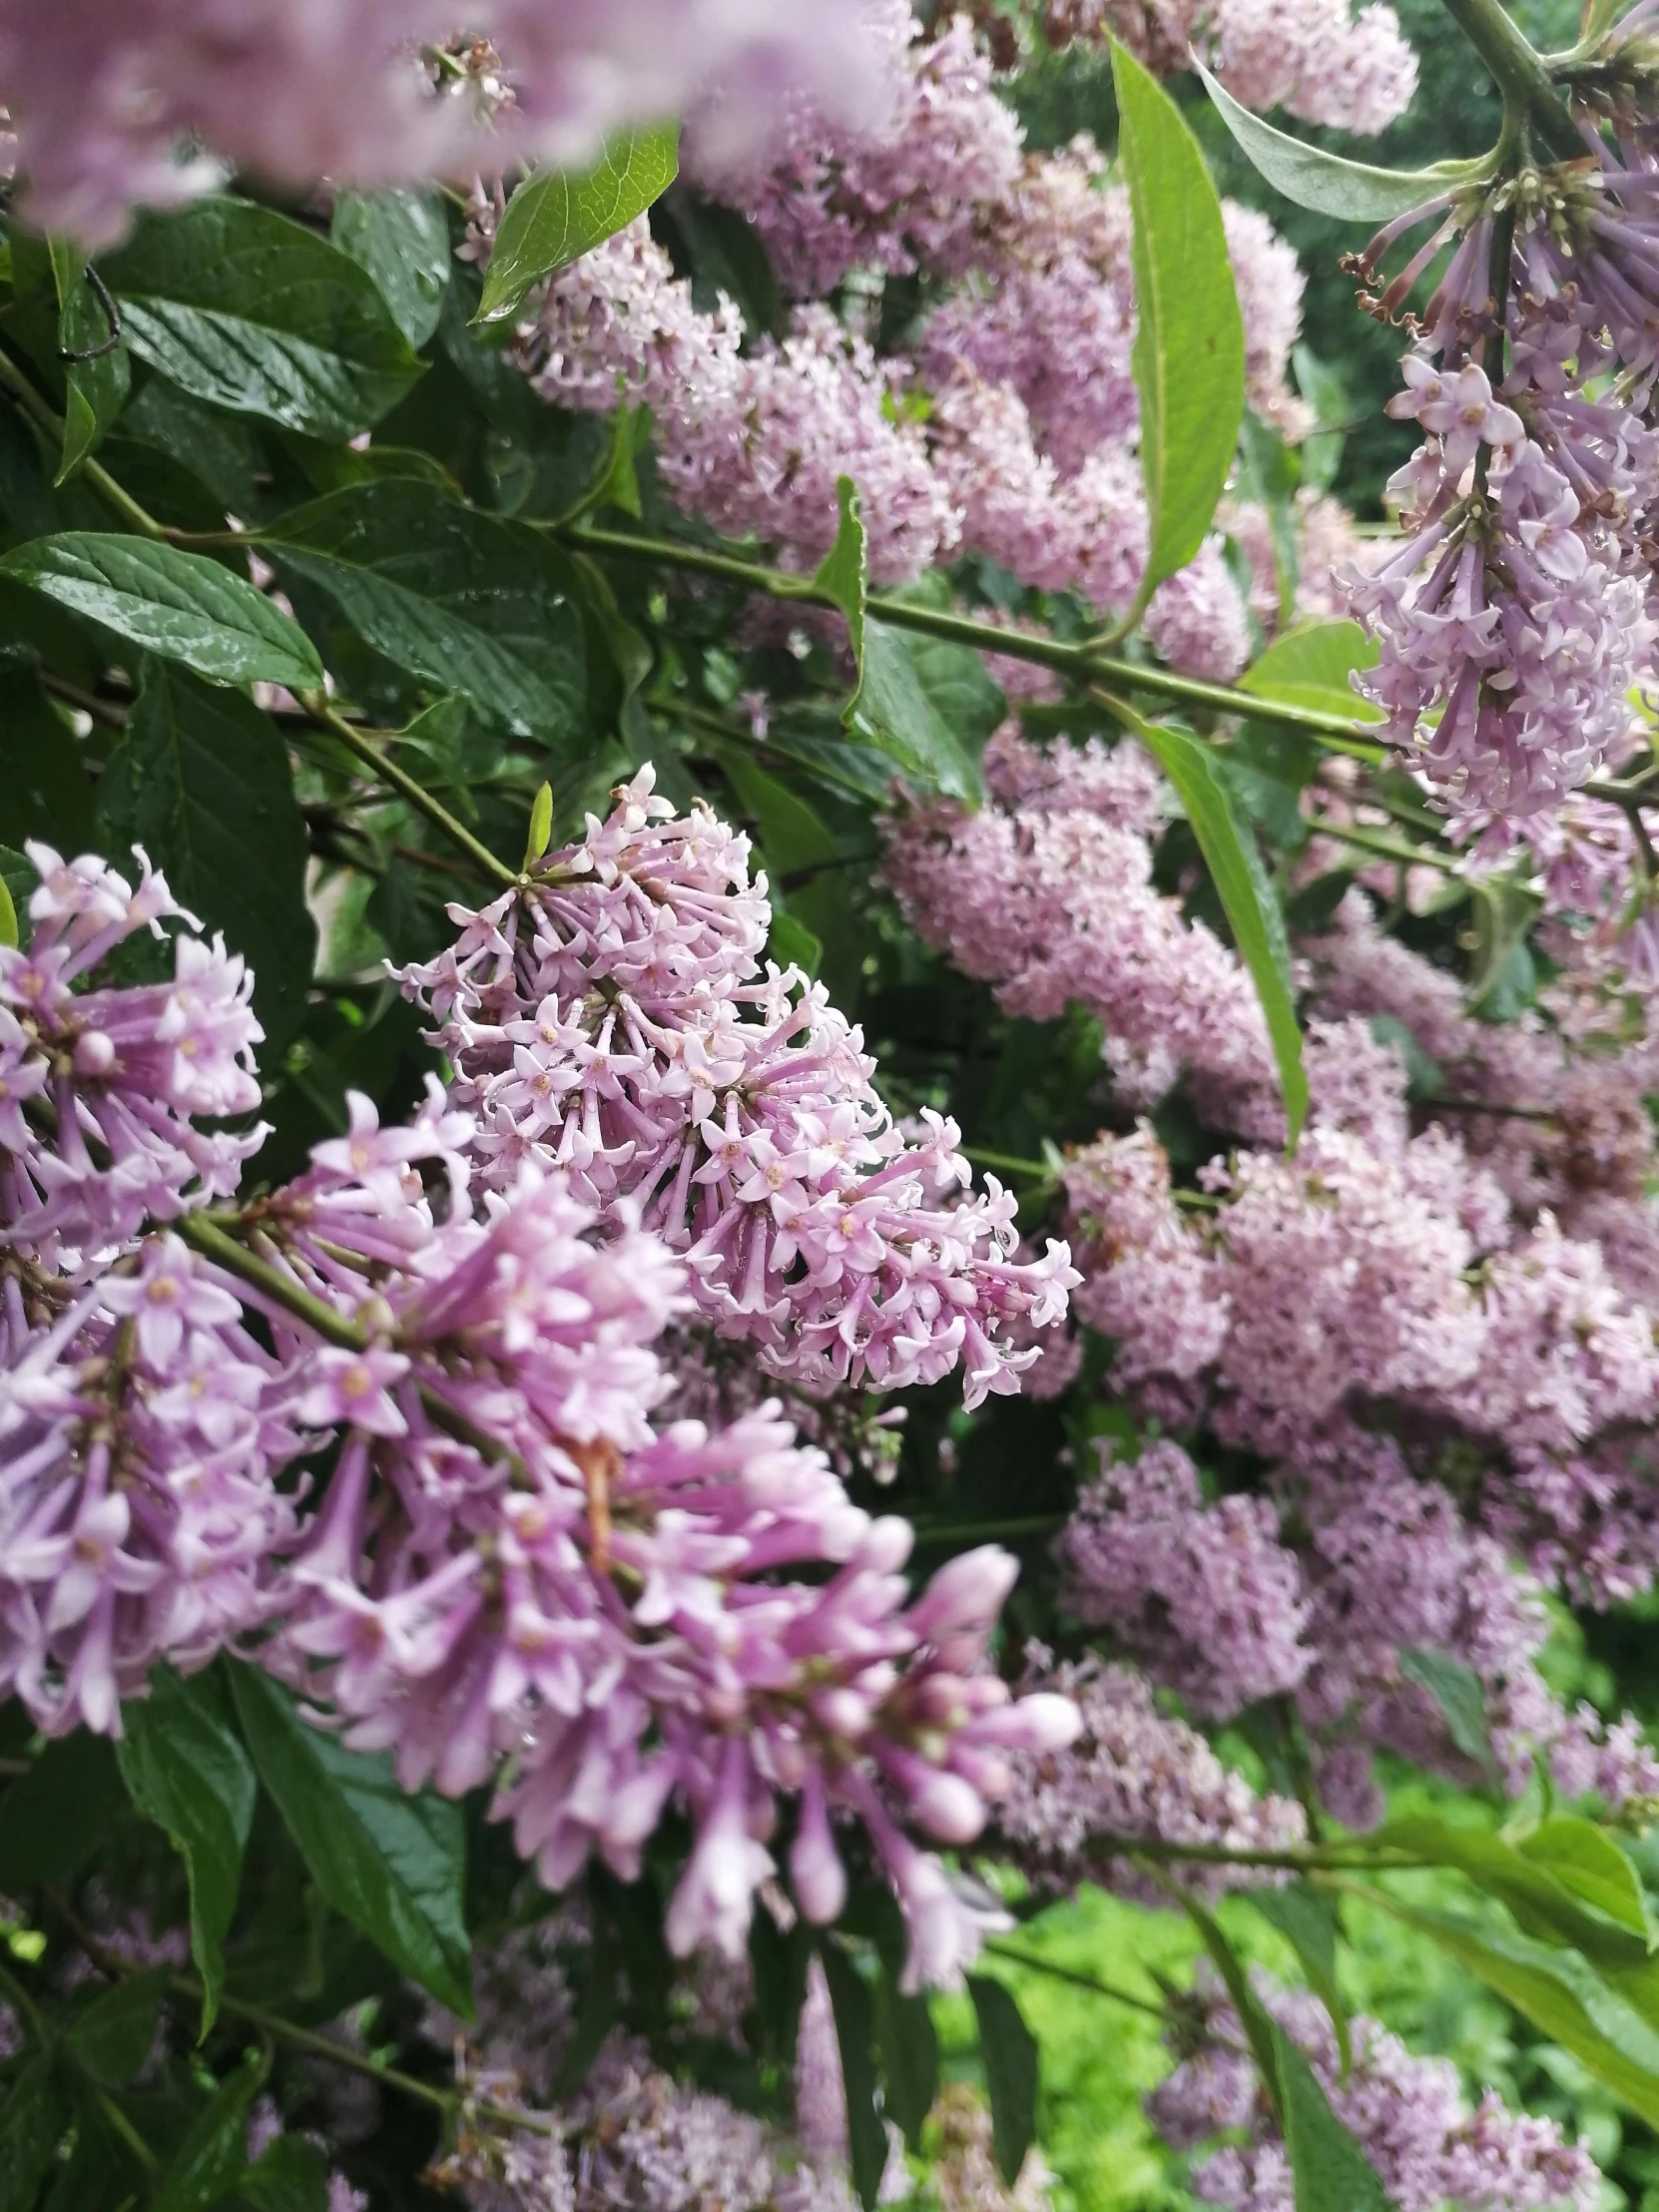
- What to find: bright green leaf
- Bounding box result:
[1247,1886,1353,2078]
[1373,1896,1659,2128]
[812,475,867,664]
[1240,620,1382,727]
[821,1944,889,2212]
[1517,1819,1652,1942]
[116,1666,256,2033]
[1197,64,1491,222]
[1273,2025,1389,2212]
[477,125,681,324]
[263,481,590,741]
[0,533,323,692]
[98,660,317,1052]
[525,781,554,865]
[227,1665,473,2015]
[330,189,452,349]
[969,1975,1040,2184]
[101,197,424,439]
[0,871,15,949]
[1113,702,1307,1146]
[1111,42,1244,596]
[1373,1816,1650,1967]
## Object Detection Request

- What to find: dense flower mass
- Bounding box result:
[0,0,899,246]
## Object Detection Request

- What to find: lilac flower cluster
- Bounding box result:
[0,0,897,247]
[404,768,1077,1408]
[1150,1967,1599,2212]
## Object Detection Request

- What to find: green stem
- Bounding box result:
[981,1941,1171,2022]
[961,1147,1058,1182]
[176,1214,370,1350]
[1310,818,1457,873]
[0,342,174,542]
[1435,0,1582,152]
[562,522,1387,753]
[298,694,518,888]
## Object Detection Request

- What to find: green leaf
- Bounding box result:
[101,197,424,439]
[330,189,452,349]
[813,475,867,661]
[820,1944,889,2212]
[477,125,681,324]
[49,243,130,483]
[1168,1886,1285,2126]
[0,534,323,692]
[551,1925,620,2100]
[1235,411,1299,629]
[1292,345,1349,496]
[1372,1896,1659,2128]
[152,2051,263,2212]
[875,1973,939,2152]
[1246,1885,1352,2078]
[1373,1815,1650,1966]
[1111,41,1244,596]
[66,1970,170,2085]
[525,781,555,866]
[116,1667,256,2034]
[0,870,15,950]
[227,1665,473,2015]
[0,2055,69,2212]
[1114,703,1306,1146]
[263,481,590,741]
[0,662,95,850]
[967,1975,1039,2185]
[1240,620,1382,727]
[98,661,317,1052]
[1272,2025,1389,2212]
[1197,64,1492,222]
[237,2137,330,2212]
[0,1732,122,1892]
[1396,1648,1502,1789]
[1517,1819,1652,1941]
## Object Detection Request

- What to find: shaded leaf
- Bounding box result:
[820,1943,888,2212]
[1112,43,1244,596]
[0,2055,69,2212]
[1,533,322,692]
[0,661,95,849]
[478,127,681,324]
[330,190,451,349]
[876,1974,939,2152]
[99,660,316,1052]
[116,1666,256,2033]
[152,2051,263,2212]
[227,1665,472,2015]
[1198,65,1491,222]
[1247,1885,1352,2078]
[0,1732,123,1892]
[66,1970,170,2085]
[236,2136,330,2212]
[968,1975,1039,2185]
[1397,1648,1502,1789]
[263,481,590,741]
[102,198,423,439]
[1273,2025,1389,2212]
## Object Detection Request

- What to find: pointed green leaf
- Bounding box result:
[1111,42,1244,594]
[0,533,323,692]
[1197,64,1491,222]
[1241,620,1382,727]
[101,197,424,439]
[152,2051,263,2212]
[1111,701,1306,1145]
[98,660,316,1052]
[525,781,555,865]
[1246,1885,1353,2078]
[813,475,867,664]
[49,242,130,482]
[477,125,681,324]
[1371,1896,1659,2128]
[1373,1816,1650,1965]
[330,189,452,349]
[263,481,590,741]
[820,1944,889,2212]
[66,1971,170,2085]
[1517,1819,1651,1941]
[117,1666,256,2034]
[0,871,15,949]
[968,1974,1040,2184]
[1273,2025,1389,2212]
[227,1665,472,2016]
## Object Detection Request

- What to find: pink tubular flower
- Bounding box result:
[0,843,264,1266]
[401,767,1077,1408]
